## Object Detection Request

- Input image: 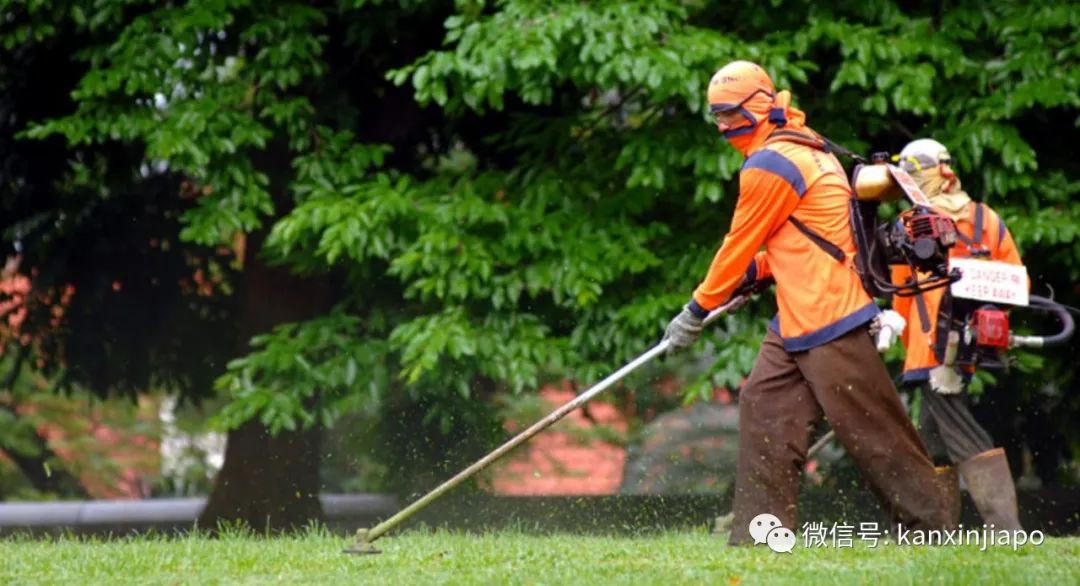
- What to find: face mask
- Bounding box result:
[915,165,971,220]
[914,165,962,198]
[723,128,758,153]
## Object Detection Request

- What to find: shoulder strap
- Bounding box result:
[973,202,984,248]
[765,129,869,164]
[955,203,990,256]
[766,129,825,150]
[822,137,868,164]
[766,129,830,156]
[914,293,932,334]
[788,216,846,263]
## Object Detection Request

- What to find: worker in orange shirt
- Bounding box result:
[888,138,1025,531]
[663,61,951,543]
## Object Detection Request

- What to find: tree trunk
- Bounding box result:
[197,235,331,532]
[197,418,323,532]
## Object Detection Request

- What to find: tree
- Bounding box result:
[211,0,1080,490]
[0,3,235,498]
[1,0,458,525]
[218,0,1080,487]
[3,0,1077,525]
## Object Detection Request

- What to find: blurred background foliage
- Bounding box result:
[0,0,1077,526]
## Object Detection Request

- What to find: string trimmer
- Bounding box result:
[343,287,764,554]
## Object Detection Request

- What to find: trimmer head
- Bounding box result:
[342,528,382,555]
[713,512,734,535]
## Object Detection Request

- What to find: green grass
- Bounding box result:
[1,527,1077,585]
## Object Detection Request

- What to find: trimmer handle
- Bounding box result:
[703,277,775,327]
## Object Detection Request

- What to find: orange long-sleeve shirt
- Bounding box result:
[690,134,878,351]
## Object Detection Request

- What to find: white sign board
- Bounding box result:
[950,258,1029,306]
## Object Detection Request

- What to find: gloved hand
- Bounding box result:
[869,309,907,352]
[928,365,964,395]
[663,305,705,352]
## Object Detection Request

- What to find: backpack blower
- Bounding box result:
[849,154,1075,380]
[849,154,962,298]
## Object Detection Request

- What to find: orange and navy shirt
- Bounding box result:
[892,201,1023,381]
[688,134,878,352]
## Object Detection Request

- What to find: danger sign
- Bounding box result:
[887,164,934,208]
[950,258,1029,306]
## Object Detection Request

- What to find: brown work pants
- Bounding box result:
[918,383,995,465]
[728,327,951,544]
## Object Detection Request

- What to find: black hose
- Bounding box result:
[1028,294,1075,347]
[1058,302,1080,317]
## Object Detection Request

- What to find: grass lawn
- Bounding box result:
[1,527,1077,585]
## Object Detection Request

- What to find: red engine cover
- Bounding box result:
[907,211,958,247]
[973,308,1010,348]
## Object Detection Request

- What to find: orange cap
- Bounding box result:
[707,61,775,113]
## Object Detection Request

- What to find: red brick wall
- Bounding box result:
[488,384,627,495]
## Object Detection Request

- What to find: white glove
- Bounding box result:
[928,365,964,395]
[871,310,907,352]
